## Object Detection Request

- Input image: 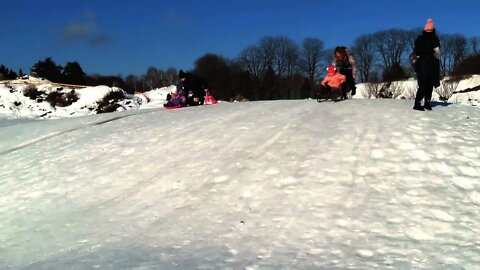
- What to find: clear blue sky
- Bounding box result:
[1,0,479,76]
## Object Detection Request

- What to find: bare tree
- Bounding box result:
[165,67,177,85]
[281,39,300,77]
[440,35,453,76]
[143,67,164,90]
[272,36,299,76]
[406,28,423,51]
[372,29,409,69]
[125,74,140,92]
[451,35,468,68]
[440,34,468,76]
[351,34,375,82]
[259,36,277,71]
[259,36,299,76]
[238,45,265,77]
[469,37,479,55]
[300,38,324,84]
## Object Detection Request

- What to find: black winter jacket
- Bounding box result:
[180,73,207,95]
[414,30,441,87]
[414,30,440,56]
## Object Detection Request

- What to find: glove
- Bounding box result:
[433,47,440,59]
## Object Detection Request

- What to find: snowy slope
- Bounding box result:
[1,99,479,269]
[1,75,480,120]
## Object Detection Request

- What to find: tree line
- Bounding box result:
[1,28,479,101]
[0,57,178,94]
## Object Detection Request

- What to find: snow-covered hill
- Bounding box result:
[1,75,480,120]
[0,77,175,119]
[1,99,479,269]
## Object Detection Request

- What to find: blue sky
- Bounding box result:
[1,0,479,76]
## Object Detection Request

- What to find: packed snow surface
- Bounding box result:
[1,99,479,269]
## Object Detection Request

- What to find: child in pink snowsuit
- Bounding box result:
[322,65,346,90]
[317,65,347,101]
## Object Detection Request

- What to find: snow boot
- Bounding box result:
[413,102,424,111]
[424,101,432,110]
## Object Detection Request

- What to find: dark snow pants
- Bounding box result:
[338,68,356,98]
[415,55,436,103]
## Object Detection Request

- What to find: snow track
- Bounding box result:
[1,100,479,269]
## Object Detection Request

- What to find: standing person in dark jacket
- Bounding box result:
[178,70,209,106]
[413,18,441,111]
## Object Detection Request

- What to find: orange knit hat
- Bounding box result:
[424,18,434,31]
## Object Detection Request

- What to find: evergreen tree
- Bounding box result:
[0,65,6,80]
[0,65,18,80]
[31,57,63,82]
[8,69,17,79]
[85,74,127,91]
[63,61,86,85]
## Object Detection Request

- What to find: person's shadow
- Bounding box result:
[431,101,452,108]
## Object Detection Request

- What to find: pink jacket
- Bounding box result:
[322,72,346,89]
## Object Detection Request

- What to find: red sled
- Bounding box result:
[164,104,184,110]
[204,92,218,105]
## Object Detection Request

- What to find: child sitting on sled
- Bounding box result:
[164,87,186,108]
[318,65,346,101]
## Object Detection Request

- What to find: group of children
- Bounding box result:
[164,70,217,108]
